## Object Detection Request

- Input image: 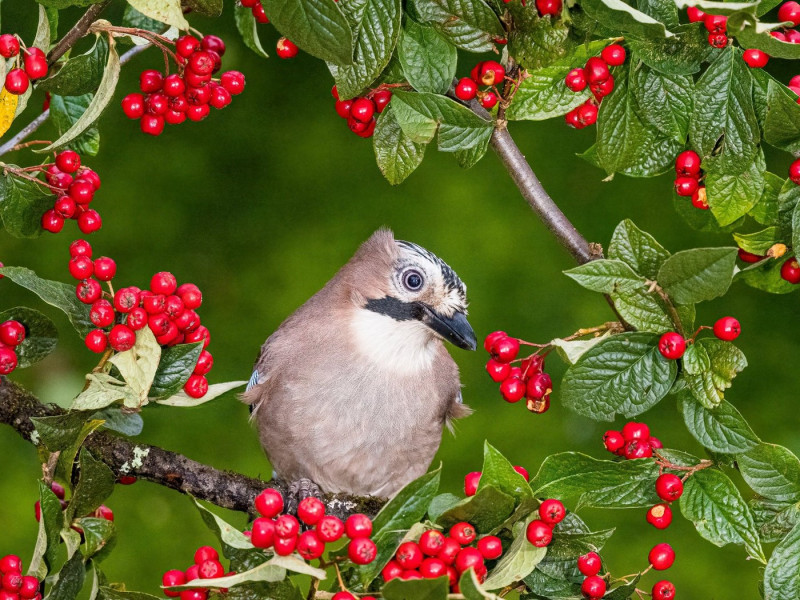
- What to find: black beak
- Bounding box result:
[421,306,477,351]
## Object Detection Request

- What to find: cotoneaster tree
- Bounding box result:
[1,0,800,599]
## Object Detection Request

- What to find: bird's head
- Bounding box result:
[345,230,476,353]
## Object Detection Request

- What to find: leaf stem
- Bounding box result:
[8,140,51,152]
[646,279,685,336]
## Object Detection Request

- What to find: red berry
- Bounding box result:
[0,35,19,58]
[162,74,186,97]
[76,278,102,304]
[450,521,476,545]
[350,98,375,123]
[601,43,626,66]
[564,68,587,92]
[674,175,699,197]
[464,471,481,496]
[655,473,684,502]
[437,537,461,565]
[590,76,614,99]
[162,570,186,598]
[780,0,800,24]
[419,529,446,556]
[5,69,29,94]
[55,150,81,174]
[500,377,526,402]
[252,3,268,22]
[477,60,505,86]
[525,520,553,547]
[179,590,206,600]
[90,299,115,328]
[538,499,566,526]
[84,329,108,353]
[276,37,299,59]
[577,551,601,576]
[650,436,663,450]
[185,325,210,348]
[316,515,345,542]
[713,316,740,341]
[176,35,200,58]
[250,516,275,548]
[220,71,245,95]
[687,6,706,21]
[69,239,92,258]
[692,186,709,210]
[790,159,800,185]
[396,542,423,570]
[296,497,326,526]
[658,332,686,360]
[648,543,675,570]
[0,347,17,375]
[297,530,325,560]
[193,546,218,565]
[372,89,391,112]
[210,86,232,109]
[0,321,24,348]
[622,421,649,442]
[581,575,606,599]
[121,93,145,119]
[0,555,21,575]
[704,13,728,32]
[186,86,212,106]
[331,593,356,600]
[652,580,676,600]
[2,572,22,592]
[151,272,177,295]
[514,465,529,480]
[19,576,38,599]
[93,257,116,281]
[772,30,787,41]
[479,91,498,109]
[348,537,377,565]
[675,150,701,177]
[345,513,372,539]
[184,565,199,582]
[184,69,211,88]
[109,324,136,352]
[491,336,519,362]
[483,330,507,353]
[274,534,297,556]
[536,0,562,16]
[743,48,769,68]
[334,99,353,119]
[584,57,610,84]
[126,307,148,331]
[68,256,94,281]
[738,248,764,263]
[201,35,226,56]
[255,488,283,518]
[477,536,502,560]
[419,557,447,578]
[646,503,673,529]
[788,28,800,43]
[624,439,653,459]
[184,375,208,398]
[54,195,76,219]
[140,114,165,136]
[41,209,64,233]
[198,559,224,579]
[603,430,625,454]
[708,32,728,48]
[526,372,552,399]
[23,51,48,80]
[454,546,484,574]
[176,283,203,309]
[781,257,800,283]
[564,109,584,129]
[455,77,478,101]
[139,70,163,93]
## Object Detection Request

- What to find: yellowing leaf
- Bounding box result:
[0,88,19,138]
[126,0,189,31]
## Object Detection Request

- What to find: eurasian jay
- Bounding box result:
[242,229,476,499]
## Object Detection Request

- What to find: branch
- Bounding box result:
[0,377,384,520]
[47,0,112,65]
[0,44,149,158]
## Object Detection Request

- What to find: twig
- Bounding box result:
[646,279,686,336]
[0,44,149,158]
[47,0,112,66]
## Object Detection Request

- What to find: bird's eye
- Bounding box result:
[403,270,424,291]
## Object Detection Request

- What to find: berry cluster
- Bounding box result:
[161,546,232,600]
[501,0,562,17]
[673,150,707,210]
[239,0,269,24]
[121,34,245,136]
[563,44,626,129]
[454,60,506,110]
[602,421,662,460]
[657,316,741,361]
[686,8,729,48]
[576,551,605,598]
[483,331,553,413]
[41,150,104,234]
[248,488,377,564]
[382,522,503,593]
[331,85,392,139]
[0,34,47,95]
[0,554,42,600]
[69,239,212,398]
[525,498,565,548]
[0,319,25,375]
[464,464,529,497]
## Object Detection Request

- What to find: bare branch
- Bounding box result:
[47,0,112,66]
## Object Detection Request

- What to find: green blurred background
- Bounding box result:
[2,2,799,596]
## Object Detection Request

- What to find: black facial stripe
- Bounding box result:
[364,297,423,321]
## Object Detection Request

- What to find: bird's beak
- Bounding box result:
[421,306,477,351]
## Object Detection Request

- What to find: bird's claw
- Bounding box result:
[285,477,321,515]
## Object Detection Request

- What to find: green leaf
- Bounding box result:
[47,552,86,600]
[738,443,800,503]
[737,22,800,58]
[108,327,161,409]
[50,93,100,156]
[629,61,693,143]
[689,46,759,167]
[751,498,800,544]
[547,528,614,560]
[0,171,52,239]
[177,555,325,590]
[523,568,581,599]
[637,0,679,27]
[705,147,766,227]
[459,569,500,599]
[508,10,574,70]
[479,441,533,503]
[234,4,268,58]
[506,65,591,121]
[193,499,257,550]
[411,0,504,53]
[183,0,223,17]
[68,449,115,521]
[683,339,747,409]
[679,393,759,454]
[0,307,57,368]
[605,575,642,600]
[610,286,674,333]
[122,4,169,32]
[629,24,714,76]
[391,91,494,151]
[680,467,765,562]
[71,373,140,411]
[579,0,673,41]
[482,518,546,590]
[657,247,738,304]
[29,481,65,578]
[733,227,782,255]
[382,576,450,600]
[454,136,490,169]
[0,266,93,336]
[263,0,354,65]
[434,485,516,533]
[125,0,189,29]
[30,410,93,452]
[33,2,52,49]
[148,342,203,400]
[550,334,612,365]
[564,259,645,294]
[373,104,427,185]
[155,380,246,407]
[39,36,119,155]
[328,0,402,99]
[531,452,661,508]
[749,171,783,226]
[560,332,677,421]
[398,19,456,95]
[595,63,683,177]
[764,521,800,600]
[93,408,142,437]
[608,219,671,280]
[673,190,744,234]
[39,36,108,96]
[78,517,116,561]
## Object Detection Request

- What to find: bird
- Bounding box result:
[242,229,476,500]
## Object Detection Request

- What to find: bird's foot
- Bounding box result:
[285,478,322,515]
